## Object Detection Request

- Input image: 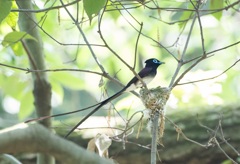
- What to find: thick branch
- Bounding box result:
[0,124,113,164]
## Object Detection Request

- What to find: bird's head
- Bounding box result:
[145,58,165,68]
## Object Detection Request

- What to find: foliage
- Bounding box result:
[0,0,12,24]
[83,0,107,23]
[0,0,240,163]
[1,1,239,118]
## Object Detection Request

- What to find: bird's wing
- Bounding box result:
[125,67,153,91]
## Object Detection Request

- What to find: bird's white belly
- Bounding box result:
[125,76,154,92]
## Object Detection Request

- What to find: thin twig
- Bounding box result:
[206,40,240,55]
[218,117,240,156]
[196,114,239,163]
[151,111,159,164]
[168,14,198,89]
[0,62,135,97]
[98,3,148,90]
[133,23,143,69]
[12,0,81,13]
[113,111,144,139]
[0,63,29,72]
[190,0,206,55]
[165,116,207,147]
[177,59,240,85]
[213,137,238,164]
[59,0,106,74]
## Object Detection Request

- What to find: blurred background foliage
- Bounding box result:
[0,0,239,130]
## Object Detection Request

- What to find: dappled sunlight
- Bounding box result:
[3,96,20,114]
[171,70,227,108]
[0,0,240,163]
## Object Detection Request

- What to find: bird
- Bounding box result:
[64,58,164,138]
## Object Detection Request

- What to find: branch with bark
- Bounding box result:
[0,123,114,164]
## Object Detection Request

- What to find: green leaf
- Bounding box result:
[2,31,37,47]
[83,0,107,23]
[0,0,12,24]
[0,74,33,120]
[107,1,120,20]
[5,1,18,30]
[50,72,84,90]
[10,42,25,56]
[1,74,27,100]
[171,2,195,29]
[6,12,18,30]
[44,0,51,6]
[6,1,18,30]
[2,31,37,56]
[51,80,64,103]
[210,0,224,20]
[19,91,34,120]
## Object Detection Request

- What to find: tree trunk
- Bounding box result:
[16,1,53,164]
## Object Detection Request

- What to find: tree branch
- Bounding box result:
[0,123,114,164]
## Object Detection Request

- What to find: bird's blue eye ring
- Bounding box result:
[153,59,159,63]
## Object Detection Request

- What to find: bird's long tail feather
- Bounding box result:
[64,87,126,138]
[25,102,101,123]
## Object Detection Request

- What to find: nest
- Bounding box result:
[139,87,170,145]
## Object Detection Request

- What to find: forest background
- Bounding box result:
[0,0,240,164]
